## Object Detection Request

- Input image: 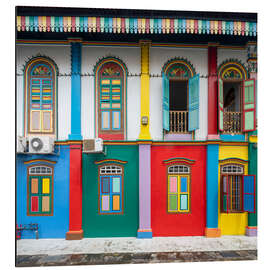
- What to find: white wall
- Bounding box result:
[81,46,141,140]
[16,44,71,140]
[149,47,208,141]
[217,48,247,67]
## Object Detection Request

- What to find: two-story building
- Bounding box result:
[16,6,257,240]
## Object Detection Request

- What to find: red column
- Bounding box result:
[207,45,220,140]
[66,144,83,240]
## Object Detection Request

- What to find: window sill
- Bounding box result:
[220,134,246,142]
[164,133,192,141]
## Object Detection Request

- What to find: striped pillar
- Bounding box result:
[205,144,221,237]
[138,40,152,141]
[246,41,257,236]
[137,143,152,238]
[68,40,82,141]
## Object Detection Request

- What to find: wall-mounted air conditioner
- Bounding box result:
[17,136,27,153]
[83,138,103,153]
[28,136,55,154]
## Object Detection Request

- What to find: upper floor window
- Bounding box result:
[162,59,200,134]
[167,164,191,213]
[24,57,57,137]
[27,164,53,216]
[218,60,256,134]
[95,58,127,140]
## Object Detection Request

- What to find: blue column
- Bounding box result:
[205,144,221,237]
[68,42,82,140]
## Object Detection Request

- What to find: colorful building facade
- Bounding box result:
[16,6,257,239]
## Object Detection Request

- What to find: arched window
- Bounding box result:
[27,164,53,216]
[217,60,256,134]
[95,57,127,140]
[98,164,123,214]
[167,164,191,213]
[162,58,199,135]
[24,57,57,136]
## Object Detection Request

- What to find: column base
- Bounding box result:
[137,229,152,239]
[66,229,83,240]
[245,226,257,236]
[205,228,221,238]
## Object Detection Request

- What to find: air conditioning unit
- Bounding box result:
[83,138,103,153]
[28,136,55,154]
[17,136,27,153]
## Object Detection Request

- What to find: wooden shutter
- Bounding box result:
[188,74,200,131]
[162,73,170,131]
[30,110,41,131]
[243,175,256,213]
[242,79,256,132]
[218,78,224,131]
[42,111,52,132]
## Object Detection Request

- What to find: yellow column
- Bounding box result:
[139,40,152,140]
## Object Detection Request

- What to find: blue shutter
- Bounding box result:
[162,73,170,131]
[188,74,200,131]
[243,175,256,213]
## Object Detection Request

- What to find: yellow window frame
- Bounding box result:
[168,174,190,213]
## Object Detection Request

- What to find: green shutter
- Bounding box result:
[162,73,170,131]
[188,74,200,131]
[218,78,224,131]
[243,79,256,132]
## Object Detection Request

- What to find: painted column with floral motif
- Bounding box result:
[246,41,257,237]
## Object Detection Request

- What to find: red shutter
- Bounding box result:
[242,79,256,132]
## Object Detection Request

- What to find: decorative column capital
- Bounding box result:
[139,40,151,75]
[246,41,257,74]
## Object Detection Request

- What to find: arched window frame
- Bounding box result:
[94,57,128,140]
[217,60,256,134]
[98,163,124,214]
[167,163,191,213]
[27,164,54,216]
[24,57,58,137]
[161,58,199,134]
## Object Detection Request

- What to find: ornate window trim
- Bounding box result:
[162,57,196,78]
[218,59,248,80]
[27,164,54,216]
[24,56,58,137]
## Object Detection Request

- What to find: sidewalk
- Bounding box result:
[16,236,257,266]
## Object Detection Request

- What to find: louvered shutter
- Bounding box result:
[218,78,224,131]
[188,74,200,131]
[242,79,256,132]
[162,73,170,131]
[243,175,256,213]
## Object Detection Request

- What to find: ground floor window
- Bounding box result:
[167,164,190,213]
[27,165,53,216]
[99,164,123,214]
[221,164,244,213]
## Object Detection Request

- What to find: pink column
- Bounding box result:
[137,143,152,238]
